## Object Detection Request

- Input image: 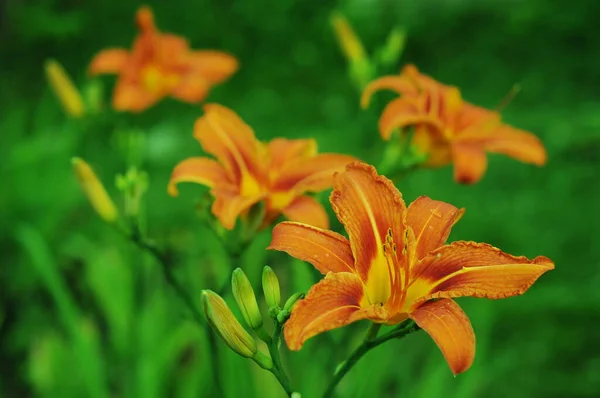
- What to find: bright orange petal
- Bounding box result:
[267,138,317,171]
[88,49,130,75]
[136,6,156,33]
[361,74,419,109]
[187,51,239,84]
[331,162,407,305]
[412,125,452,167]
[451,143,488,184]
[172,77,209,103]
[268,221,354,274]
[210,185,264,230]
[407,196,464,260]
[409,298,475,375]
[194,104,263,183]
[410,241,554,306]
[112,80,159,112]
[168,157,229,196]
[476,125,547,166]
[273,153,356,194]
[281,195,330,229]
[284,272,380,350]
[378,97,443,140]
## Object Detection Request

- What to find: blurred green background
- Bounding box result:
[2,0,599,397]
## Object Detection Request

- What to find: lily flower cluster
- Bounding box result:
[65,5,555,395]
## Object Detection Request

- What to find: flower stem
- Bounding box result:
[322,319,421,398]
[267,321,294,397]
[127,230,224,397]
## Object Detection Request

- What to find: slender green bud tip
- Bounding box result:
[231,268,263,330]
[201,290,257,358]
[262,266,281,309]
[252,350,273,370]
[283,292,304,313]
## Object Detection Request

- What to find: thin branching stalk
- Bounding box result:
[322,320,421,398]
[267,321,294,397]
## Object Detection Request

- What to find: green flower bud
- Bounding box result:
[231,268,263,329]
[201,290,257,358]
[252,350,273,370]
[278,292,305,324]
[262,266,281,309]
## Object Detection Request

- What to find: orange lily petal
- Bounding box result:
[451,143,488,184]
[172,77,209,103]
[188,51,239,84]
[330,162,407,305]
[281,195,330,229]
[112,81,159,112]
[267,138,317,171]
[136,6,156,33]
[411,125,452,167]
[210,185,264,230]
[194,104,263,183]
[284,272,375,350]
[378,97,441,140]
[268,221,354,274]
[168,157,229,196]
[468,125,547,166]
[409,298,475,375]
[410,241,554,305]
[407,196,464,260]
[88,49,130,75]
[361,74,419,109]
[273,153,356,193]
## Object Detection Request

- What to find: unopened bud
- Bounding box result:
[330,11,366,64]
[201,290,257,358]
[44,59,85,118]
[262,266,280,309]
[278,292,305,323]
[252,350,273,370]
[231,268,263,330]
[71,158,118,223]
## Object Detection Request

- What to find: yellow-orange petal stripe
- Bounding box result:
[194,104,263,183]
[406,196,464,260]
[168,157,229,196]
[268,221,354,274]
[410,298,475,375]
[274,153,356,194]
[411,241,554,305]
[281,195,330,230]
[330,162,407,289]
[284,272,368,350]
[88,49,130,76]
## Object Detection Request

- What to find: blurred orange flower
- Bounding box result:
[168,104,356,230]
[269,162,553,374]
[88,6,238,112]
[361,65,547,183]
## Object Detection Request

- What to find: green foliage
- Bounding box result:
[1,0,599,397]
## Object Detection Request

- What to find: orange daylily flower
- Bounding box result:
[88,6,238,112]
[168,104,356,230]
[268,162,554,374]
[361,65,547,183]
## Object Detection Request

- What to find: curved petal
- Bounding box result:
[268,221,354,274]
[331,162,408,305]
[477,125,547,166]
[194,104,263,184]
[407,196,464,260]
[284,272,382,350]
[409,299,475,375]
[411,125,452,167]
[168,157,229,196]
[281,195,330,229]
[136,5,156,34]
[451,143,488,184]
[409,241,554,306]
[112,80,159,112]
[378,97,440,140]
[267,138,317,171]
[360,74,418,109]
[273,153,356,194]
[88,49,130,75]
[187,51,239,84]
[211,185,264,230]
[172,76,209,103]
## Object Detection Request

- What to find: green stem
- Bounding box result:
[322,320,421,398]
[267,322,294,397]
[127,232,224,397]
